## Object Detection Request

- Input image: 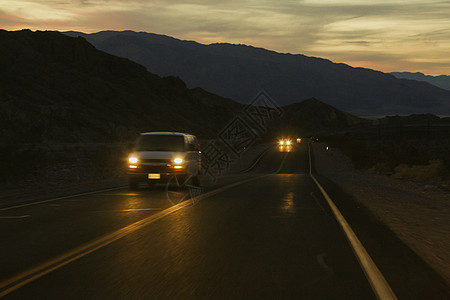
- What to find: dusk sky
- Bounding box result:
[1,0,449,75]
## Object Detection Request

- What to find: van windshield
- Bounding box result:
[136,135,185,152]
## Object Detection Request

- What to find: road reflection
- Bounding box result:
[278,145,292,152]
[281,192,296,214]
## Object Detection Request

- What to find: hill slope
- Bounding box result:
[0,29,242,143]
[390,72,450,91]
[65,30,450,116]
[272,98,368,136]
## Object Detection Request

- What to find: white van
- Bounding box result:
[127,132,201,189]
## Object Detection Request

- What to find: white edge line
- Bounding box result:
[0,186,126,212]
[308,143,397,300]
[0,215,30,219]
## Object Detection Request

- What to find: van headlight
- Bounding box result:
[129,157,139,164]
[173,157,183,164]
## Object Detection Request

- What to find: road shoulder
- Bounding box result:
[312,143,450,286]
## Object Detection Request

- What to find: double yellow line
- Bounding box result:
[0,175,266,298]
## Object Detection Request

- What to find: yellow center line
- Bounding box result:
[120,208,162,212]
[0,201,189,298]
[0,175,267,298]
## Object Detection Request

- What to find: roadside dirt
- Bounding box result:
[0,164,126,207]
[0,142,270,207]
[312,143,450,286]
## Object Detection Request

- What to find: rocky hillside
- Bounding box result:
[270,98,368,137]
[0,29,242,144]
[65,30,450,116]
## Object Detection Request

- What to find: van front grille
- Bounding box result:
[140,158,172,163]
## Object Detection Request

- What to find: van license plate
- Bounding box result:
[148,173,160,179]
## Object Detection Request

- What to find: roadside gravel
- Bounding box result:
[0,142,270,207]
[312,142,450,285]
[0,172,126,207]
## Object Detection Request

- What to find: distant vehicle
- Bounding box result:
[278,138,292,146]
[127,132,201,189]
[278,138,293,152]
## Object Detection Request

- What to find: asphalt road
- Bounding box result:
[0,142,448,299]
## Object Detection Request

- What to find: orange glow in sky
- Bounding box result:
[1,0,449,75]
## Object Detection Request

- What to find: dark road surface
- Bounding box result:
[0,143,448,299]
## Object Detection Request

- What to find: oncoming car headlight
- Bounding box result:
[279,139,292,146]
[173,157,183,164]
[128,157,138,164]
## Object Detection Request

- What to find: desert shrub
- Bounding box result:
[367,162,392,175]
[324,135,376,169]
[321,130,449,182]
[393,160,445,180]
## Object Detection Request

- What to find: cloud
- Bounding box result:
[0,0,449,75]
[0,10,29,25]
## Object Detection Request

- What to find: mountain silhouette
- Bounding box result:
[273,97,368,136]
[64,30,450,116]
[0,29,399,146]
[0,29,242,143]
[390,72,450,91]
